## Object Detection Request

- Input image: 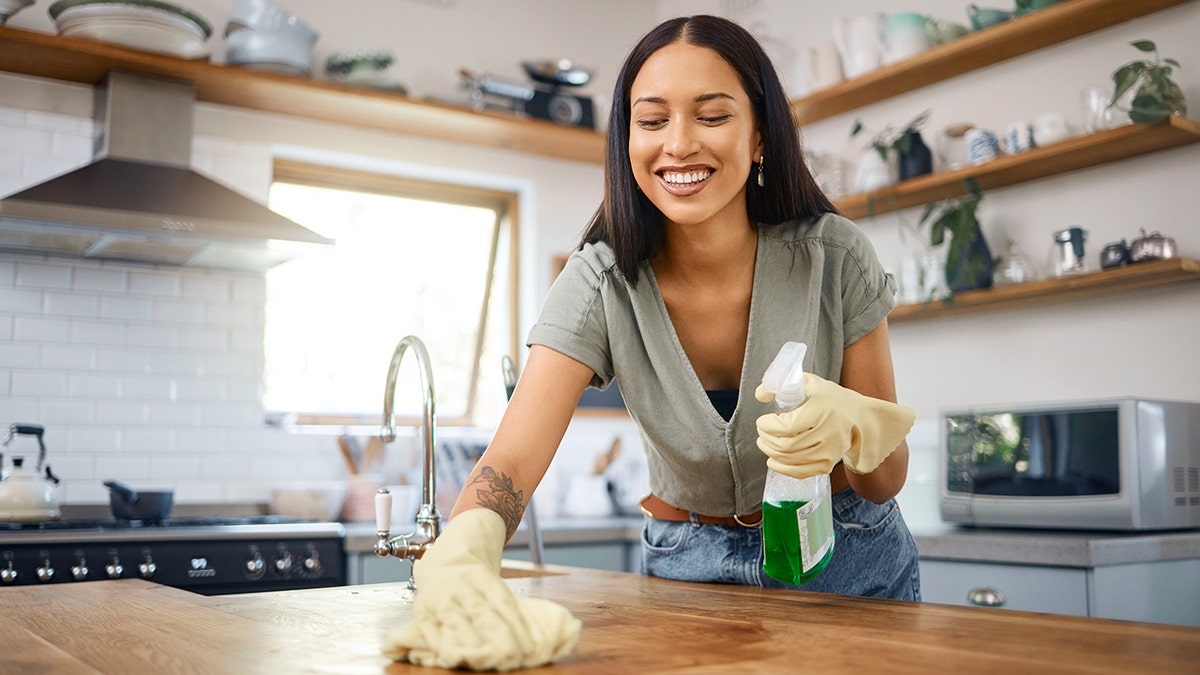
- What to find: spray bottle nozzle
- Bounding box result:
[762,342,808,410]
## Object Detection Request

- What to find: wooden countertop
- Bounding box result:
[4,564,1198,673]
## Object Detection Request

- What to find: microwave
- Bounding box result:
[940,398,1200,531]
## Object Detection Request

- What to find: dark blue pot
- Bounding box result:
[898,131,933,181]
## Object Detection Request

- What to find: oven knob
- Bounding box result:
[139,561,157,579]
[36,560,55,583]
[2,562,18,584]
[274,553,293,574]
[106,559,124,579]
[72,560,90,581]
[246,553,265,575]
[303,554,321,573]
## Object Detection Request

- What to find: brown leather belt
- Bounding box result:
[638,493,762,528]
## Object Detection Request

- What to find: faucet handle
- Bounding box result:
[375,487,393,535]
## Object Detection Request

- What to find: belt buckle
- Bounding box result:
[733,512,762,528]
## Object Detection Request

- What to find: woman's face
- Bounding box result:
[628,41,762,230]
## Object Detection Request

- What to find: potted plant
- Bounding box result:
[918,178,993,293]
[850,109,933,186]
[1108,39,1187,124]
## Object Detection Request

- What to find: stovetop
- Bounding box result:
[4,515,318,531]
[0,515,345,544]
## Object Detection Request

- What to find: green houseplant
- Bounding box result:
[1108,39,1187,124]
[849,109,930,164]
[918,179,993,293]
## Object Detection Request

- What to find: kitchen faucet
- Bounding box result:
[373,335,441,586]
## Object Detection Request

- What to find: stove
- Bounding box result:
[0,516,346,595]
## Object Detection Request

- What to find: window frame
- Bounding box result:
[269,158,520,428]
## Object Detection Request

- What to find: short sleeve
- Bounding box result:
[525,245,616,387]
[831,216,897,346]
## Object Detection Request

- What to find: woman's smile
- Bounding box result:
[659,166,713,195]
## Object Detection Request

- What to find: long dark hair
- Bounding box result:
[580,15,836,285]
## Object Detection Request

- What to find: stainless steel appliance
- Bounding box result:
[0,71,333,271]
[940,398,1200,531]
[0,516,345,595]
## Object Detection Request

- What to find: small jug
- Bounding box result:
[1052,226,1088,277]
[882,12,933,64]
[832,14,886,79]
[805,41,844,91]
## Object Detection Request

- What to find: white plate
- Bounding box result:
[51,1,211,60]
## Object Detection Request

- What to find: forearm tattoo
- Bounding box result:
[467,465,525,540]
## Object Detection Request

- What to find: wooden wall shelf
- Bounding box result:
[0,26,605,164]
[889,257,1200,324]
[834,116,1200,220]
[789,0,1194,125]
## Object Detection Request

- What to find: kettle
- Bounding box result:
[0,424,62,523]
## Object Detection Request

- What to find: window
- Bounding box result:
[264,160,518,428]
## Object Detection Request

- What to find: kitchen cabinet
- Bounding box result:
[0,25,604,164]
[913,526,1200,626]
[921,558,1200,625]
[789,0,1194,124]
[6,573,1200,672]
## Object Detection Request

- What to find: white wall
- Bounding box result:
[2,1,1199,525]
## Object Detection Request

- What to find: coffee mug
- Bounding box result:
[1002,122,1036,154]
[1033,113,1072,145]
[965,128,1000,164]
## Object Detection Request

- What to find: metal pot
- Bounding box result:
[1129,228,1177,262]
[104,480,174,521]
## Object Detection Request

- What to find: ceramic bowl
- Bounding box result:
[225,26,316,75]
[0,0,35,25]
[48,0,212,59]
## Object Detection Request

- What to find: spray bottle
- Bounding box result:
[759,341,835,584]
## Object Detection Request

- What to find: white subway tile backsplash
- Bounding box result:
[153,300,205,324]
[41,344,97,371]
[178,326,229,351]
[96,454,152,481]
[96,348,151,374]
[2,398,37,422]
[71,319,125,345]
[121,429,175,453]
[23,155,85,182]
[129,271,181,297]
[94,400,151,426]
[63,481,108,505]
[99,296,154,321]
[25,110,91,134]
[202,353,260,377]
[68,374,121,398]
[0,341,40,367]
[38,399,96,425]
[15,261,72,288]
[65,428,121,453]
[50,131,93,157]
[176,429,231,452]
[0,150,21,177]
[232,277,266,304]
[199,404,259,427]
[205,303,257,327]
[0,125,53,154]
[120,376,173,401]
[0,314,12,338]
[0,258,14,282]
[0,287,42,313]
[14,316,70,342]
[44,291,99,317]
[202,453,253,479]
[175,380,226,401]
[54,454,97,482]
[124,324,178,349]
[227,380,261,403]
[12,371,68,397]
[150,351,203,375]
[0,372,9,396]
[181,276,231,301]
[73,267,128,293]
[149,403,201,426]
[150,455,202,478]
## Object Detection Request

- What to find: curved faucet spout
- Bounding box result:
[376,335,442,577]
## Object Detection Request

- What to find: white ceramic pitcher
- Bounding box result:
[833,14,885,79]
[882,12,934,64]
[805,41,844,91]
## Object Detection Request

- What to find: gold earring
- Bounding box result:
[757,156,765,187]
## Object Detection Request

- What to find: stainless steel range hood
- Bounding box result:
[0,71,332,271]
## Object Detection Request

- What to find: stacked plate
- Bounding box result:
[0,0,36,26]
[48,0,212,60]
[224,0,317,76]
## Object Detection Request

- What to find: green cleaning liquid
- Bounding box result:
[762,495,835,585]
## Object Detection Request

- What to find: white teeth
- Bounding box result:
[662,170,711,185]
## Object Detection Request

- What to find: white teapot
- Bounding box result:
[0,424,61,523]
[833,14,886,79]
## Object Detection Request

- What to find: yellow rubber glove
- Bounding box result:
[382,508,581,671]
[755,372,915,479]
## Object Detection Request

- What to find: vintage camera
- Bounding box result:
[527,88,595,129]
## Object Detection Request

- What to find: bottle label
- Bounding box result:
[795,494,834,573]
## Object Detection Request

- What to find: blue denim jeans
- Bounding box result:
[640,487,921,600]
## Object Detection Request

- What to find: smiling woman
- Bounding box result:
[262,160,518,428]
